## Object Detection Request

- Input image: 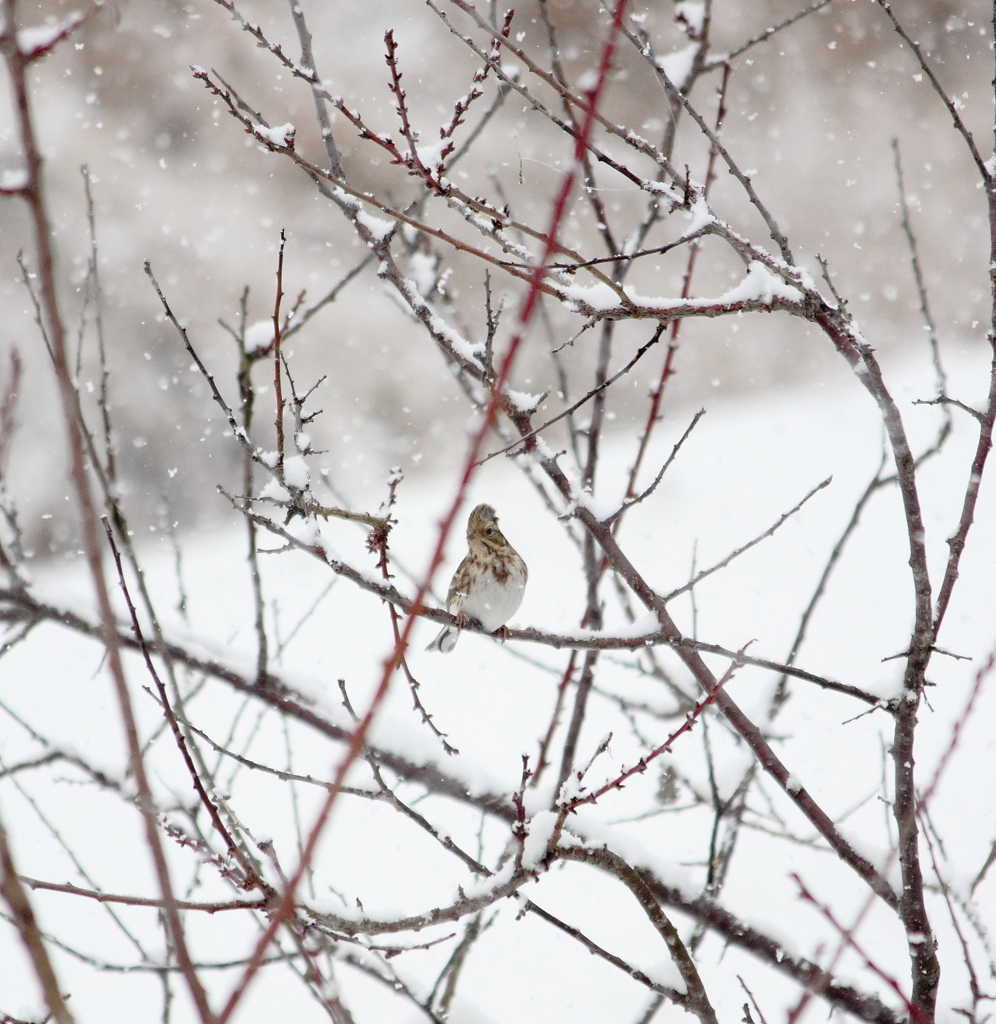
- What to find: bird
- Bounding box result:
[425,504,528,653]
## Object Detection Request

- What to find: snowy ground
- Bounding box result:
[1,342,994,1023]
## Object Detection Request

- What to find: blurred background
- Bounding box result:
[2,5,995,1021]
[0,0,989,554]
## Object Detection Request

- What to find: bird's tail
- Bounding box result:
[425,625,460,653]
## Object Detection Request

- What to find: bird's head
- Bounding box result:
[466,503,510,552]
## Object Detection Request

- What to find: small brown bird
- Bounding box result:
[425,504,528,653]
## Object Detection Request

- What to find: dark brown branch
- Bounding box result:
[914,395,983,423]
[525,899,689,1005]
[0,809,74,1024]
[80,165,115,484]
[637,870,901,1024]
[561,845,718,1024]
[547,227,712,272]
[554,649,599,803]
[808,306,938,1006]
[876,2,990,184]
[930,361,996,639]
[272,230,287,473]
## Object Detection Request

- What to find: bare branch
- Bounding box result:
[665,476,831,598]
[0,808,75,1024]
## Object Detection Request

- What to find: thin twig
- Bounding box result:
[101,519,271,897]
[606,409,707,523]
[19,878,266,914]
[2,6,213,1014]
[272,230,287,472]
[665,476,831,598]
[479,324,665,464]
[876,2,990,183]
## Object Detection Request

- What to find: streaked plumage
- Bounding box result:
[425,504,528,653]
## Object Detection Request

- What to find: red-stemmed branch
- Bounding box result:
[565,654,742,812]
[212,5,632,1020]
[0,2,215,1018]
[792,875,930,1024]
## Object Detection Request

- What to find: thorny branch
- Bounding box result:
[3,0,995,1021]
[1,3,213,1019]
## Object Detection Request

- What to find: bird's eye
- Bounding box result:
[485,527,494,535]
